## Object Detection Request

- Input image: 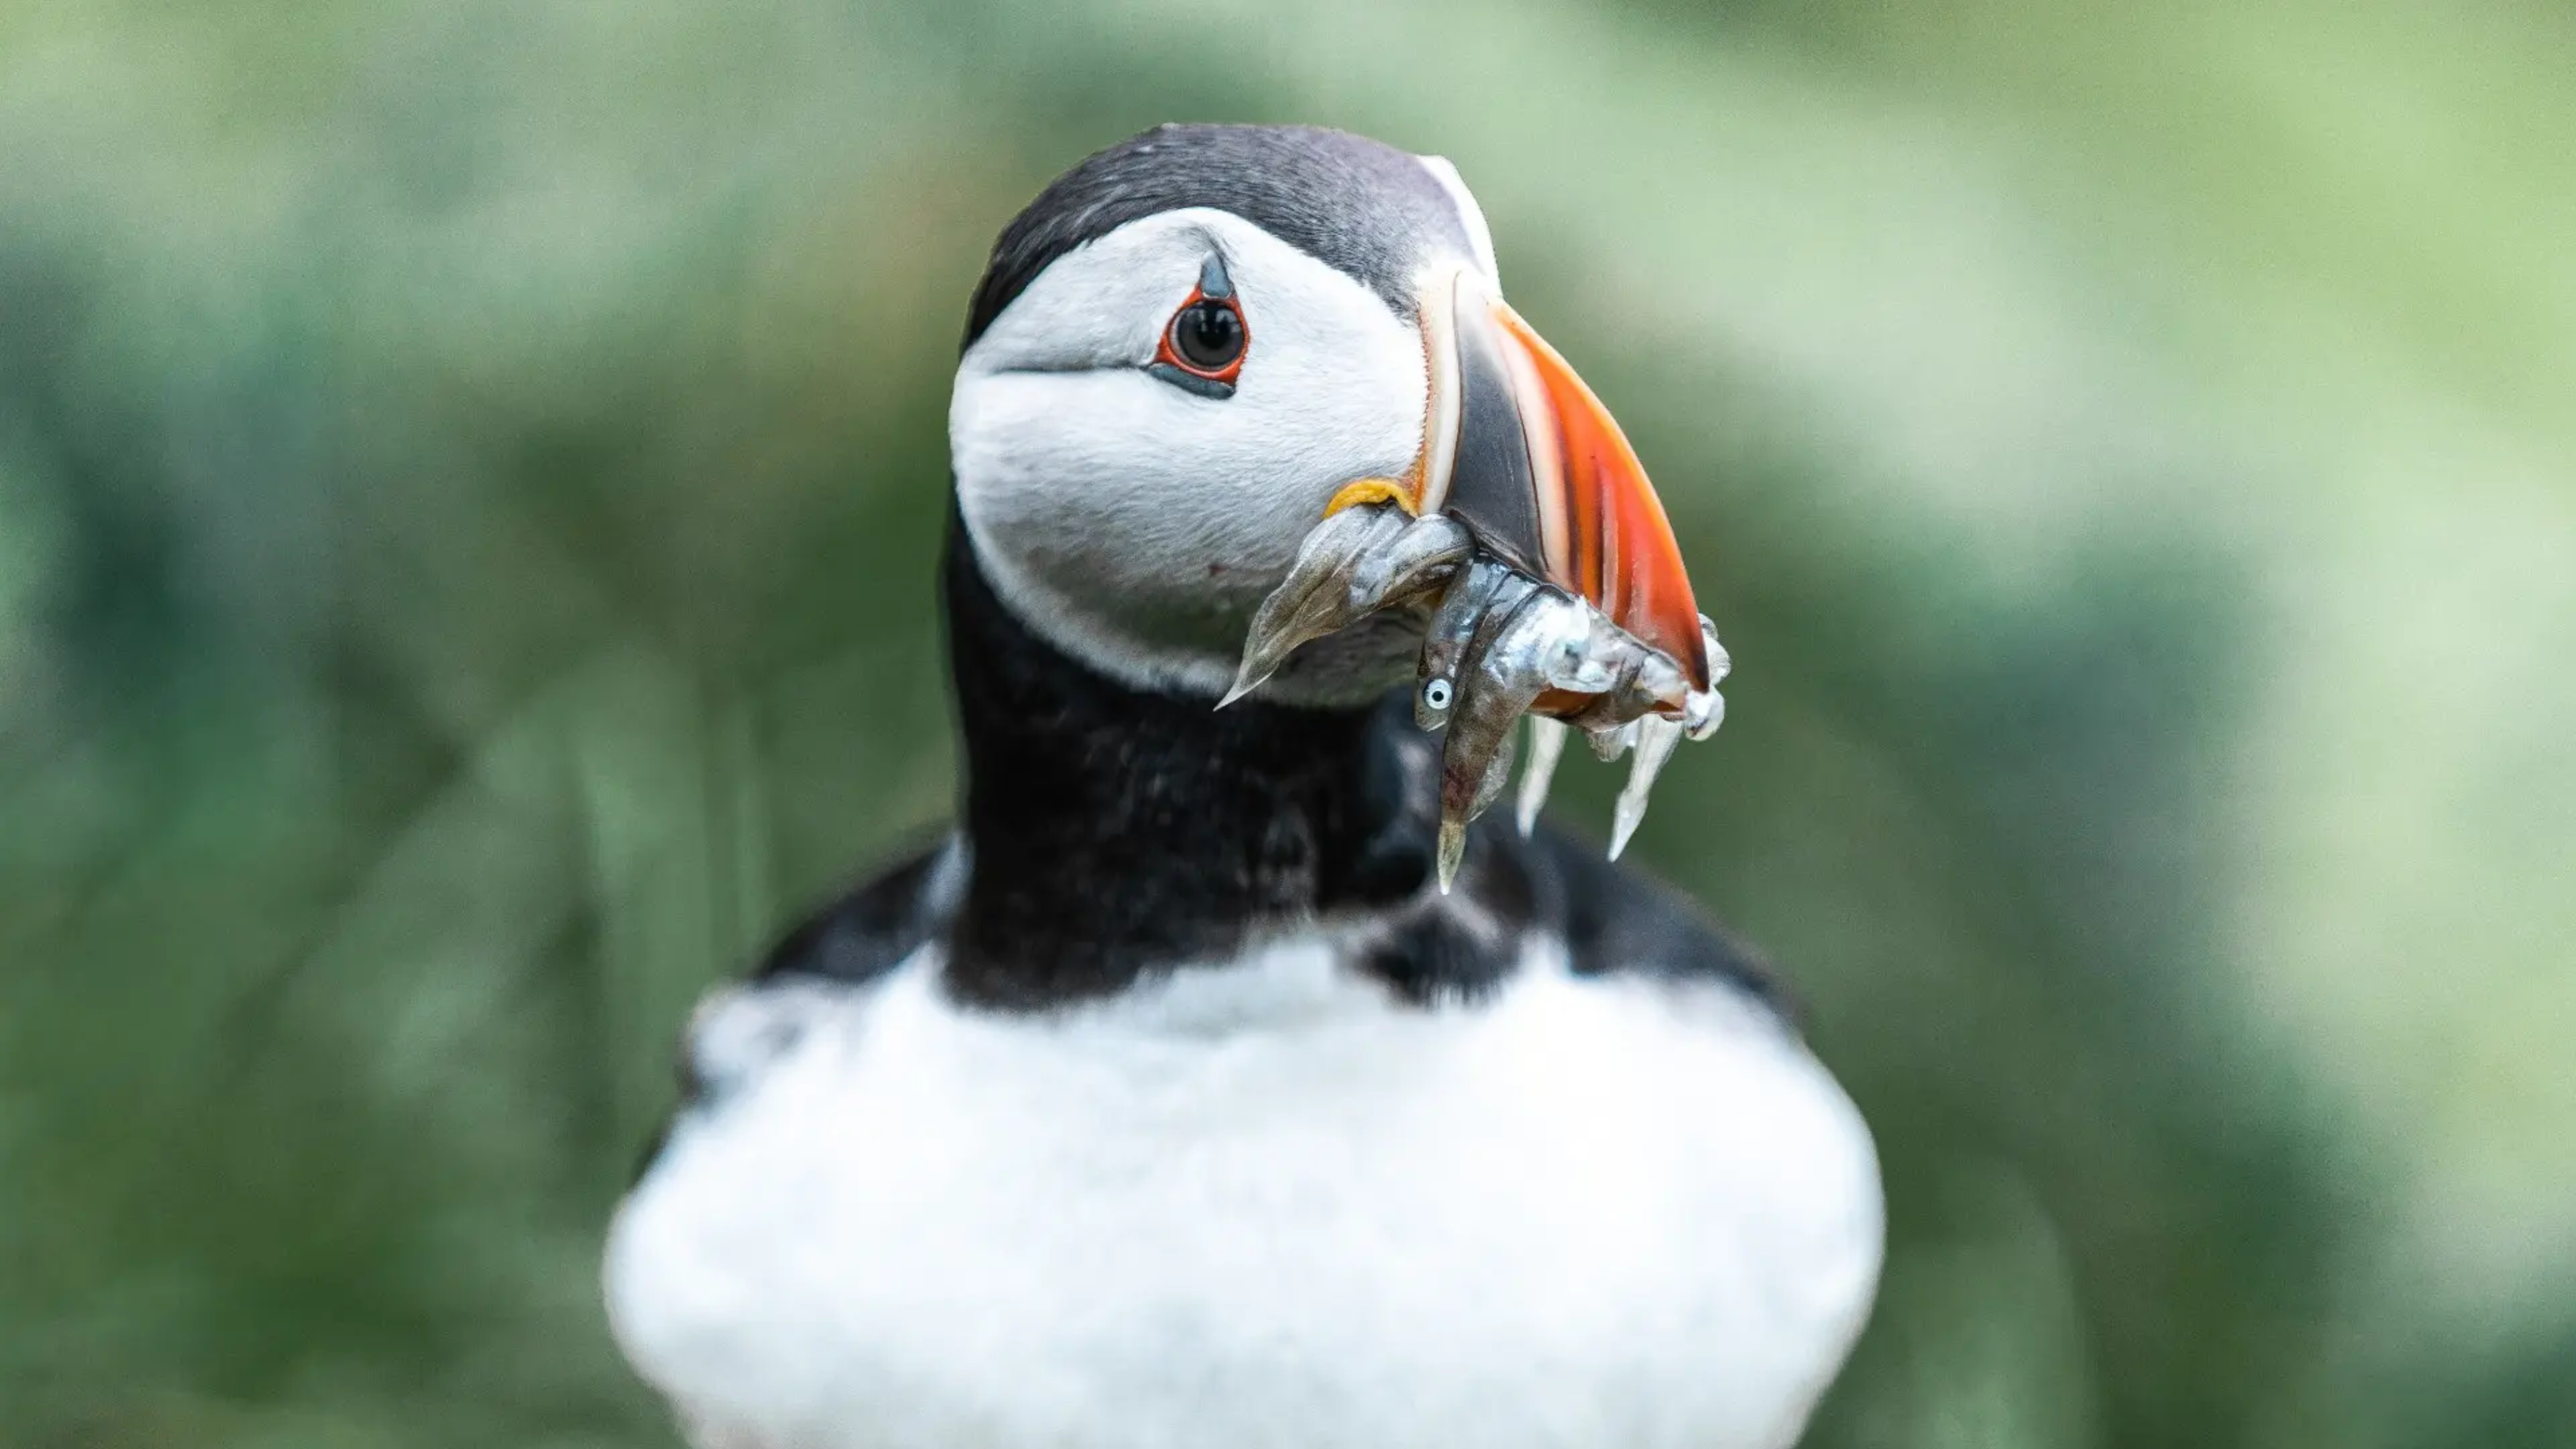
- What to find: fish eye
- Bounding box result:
[1422,678,1454,712]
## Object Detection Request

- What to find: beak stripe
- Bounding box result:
[1492,303,1570,587]
[1495,306,1709,692]
[1411,276,1464,515]
[1442,281,1547,578]
[1393,264,1709,698]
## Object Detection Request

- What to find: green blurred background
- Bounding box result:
[4,0,2572,1444]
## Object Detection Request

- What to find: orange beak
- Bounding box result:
[1405,268,1710,695]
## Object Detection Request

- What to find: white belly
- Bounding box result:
[604,940,1882,1449]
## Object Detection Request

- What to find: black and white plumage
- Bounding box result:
[604,124,1882,1449]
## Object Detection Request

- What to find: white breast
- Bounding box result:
[604,939,1882,1449]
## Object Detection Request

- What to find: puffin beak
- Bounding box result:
[1407,269,1711,694]
[1240,267,1728,877]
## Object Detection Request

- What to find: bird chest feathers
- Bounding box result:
[606,939,1881,1449]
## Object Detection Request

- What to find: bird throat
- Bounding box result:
[940,516,1435,1008]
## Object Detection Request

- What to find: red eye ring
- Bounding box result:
[1155,288,1249,386]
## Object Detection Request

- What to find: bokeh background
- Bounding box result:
[4,0,2572,1444]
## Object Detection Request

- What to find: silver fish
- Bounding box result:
[1229,500,1729,888]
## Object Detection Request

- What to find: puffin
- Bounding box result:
[604,123,1882,1449]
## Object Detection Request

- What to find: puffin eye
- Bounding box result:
[1150,289,1249,396]
[1171,301,1244,372]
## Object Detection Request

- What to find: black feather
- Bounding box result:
[963,123,1472,349]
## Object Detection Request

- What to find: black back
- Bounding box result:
[763,815,1790,1014]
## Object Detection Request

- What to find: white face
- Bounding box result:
[951,207,1445,700]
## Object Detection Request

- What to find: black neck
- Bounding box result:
[940,515,1436,1007]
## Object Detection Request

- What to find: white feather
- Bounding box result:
[606,938,1883,1449]
[1417,155,1500,286]
[951,209,1430,697]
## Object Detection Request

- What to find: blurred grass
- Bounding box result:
[3,1,2571,1446]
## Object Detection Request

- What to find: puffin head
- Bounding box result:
[951,123,1705,708]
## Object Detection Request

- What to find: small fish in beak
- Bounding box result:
[1222,502,1472,710]
[1232,503,1725,888]
[1224,266,1731,890]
